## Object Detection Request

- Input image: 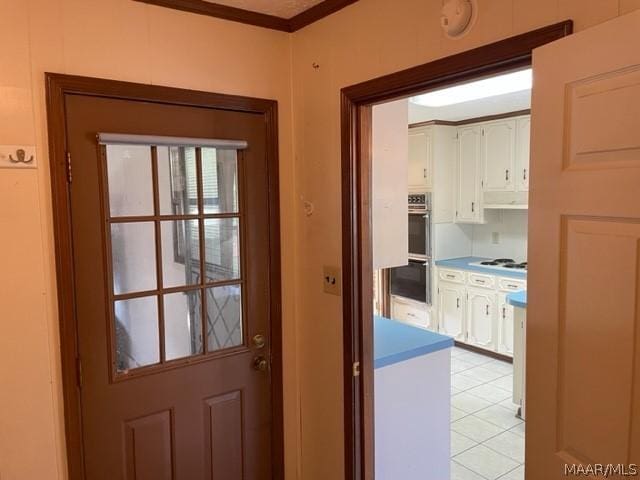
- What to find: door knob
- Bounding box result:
[252,334,266,349]
[253,356,268,372]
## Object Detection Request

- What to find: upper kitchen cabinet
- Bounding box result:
[482,119,516,192]
[408,124,456,223]
[456,125,484,224]
[515,116,530,192]
[408,125,433,192]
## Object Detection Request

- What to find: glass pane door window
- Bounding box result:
[104,143,245,376]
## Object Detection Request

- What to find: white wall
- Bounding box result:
[471,210,528,261]
[433,211,528,262]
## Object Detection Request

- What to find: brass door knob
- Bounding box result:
[253,356,268,372]
[252,334,266,349]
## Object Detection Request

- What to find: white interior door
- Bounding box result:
[528,11,640,478]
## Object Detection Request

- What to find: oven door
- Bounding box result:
[408,212,426,257]
[389,259,427,303]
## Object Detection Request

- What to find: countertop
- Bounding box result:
[506,290,527,308]
[434,256,527,279]
[374,316,454,369]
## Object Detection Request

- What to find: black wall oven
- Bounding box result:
[389,259,431,304]
[389,193,433,305]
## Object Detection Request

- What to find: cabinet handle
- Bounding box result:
[485,305,489,315]
[505,169,510,181]
[446,274,455,279]
[423,168,427,178]
[523,168,527,181]
[456,298,460,309]
[471,202,475,213]
[476,279,485,284]
[502,307,506,319]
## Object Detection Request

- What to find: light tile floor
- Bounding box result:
[450,346,525,480]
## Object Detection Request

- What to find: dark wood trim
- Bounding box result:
[341,21,572,480]
[45,73,284,480]
[409,108,531,129]
[454,341,514,363]
[288,0,359,31]
[134,0,290,31]
[134,0,358,32]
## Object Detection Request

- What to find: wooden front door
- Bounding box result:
[54,80,281,479]
[528,11,640,478]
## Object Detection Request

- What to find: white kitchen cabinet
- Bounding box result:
[482,119,516,192]
[497,293,515,356]
[456,125,483,224]
[466,287,496,351]
[515,116,530,192]
[408,126,433,192]
[438,281,465,341]
[434,267,524,356]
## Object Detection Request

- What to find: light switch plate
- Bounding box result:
[0,145,37,169]
[323,266,342,296]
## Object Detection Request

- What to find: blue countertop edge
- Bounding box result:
[374,316,454,369]
[506,290,527,308]
[434,256,527,279]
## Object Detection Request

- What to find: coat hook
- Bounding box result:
[9,148,34,164]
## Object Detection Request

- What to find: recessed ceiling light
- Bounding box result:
[411,69,532,107]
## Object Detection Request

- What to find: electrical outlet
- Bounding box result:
[492,232,500,244]
[323,266,342,296]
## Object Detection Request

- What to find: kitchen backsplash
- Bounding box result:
[471,210,528,262]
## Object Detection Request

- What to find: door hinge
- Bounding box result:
[353,361,361,377]
[66,151,73,183]
[76,357,83,388]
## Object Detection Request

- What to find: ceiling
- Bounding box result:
[202,0,325,18]
[408,89,531,124]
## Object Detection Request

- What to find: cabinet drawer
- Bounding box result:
[392,299,427,324]
[498,277,527,292]
[439,268,465,284]
[468,273,495,289]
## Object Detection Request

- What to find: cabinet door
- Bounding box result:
[515,116,530,192]
[482,120,516,192]
[438,282,465,340]
[408,127,432,191]
[466,287,496,351]
[456,126,482,223]
[497,293,514,356]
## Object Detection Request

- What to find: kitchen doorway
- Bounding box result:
[340,22,572,480]
[46,74,283,479]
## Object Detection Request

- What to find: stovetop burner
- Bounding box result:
[503,262,527,269]
[471,258,527,272]
[480,258,514,266]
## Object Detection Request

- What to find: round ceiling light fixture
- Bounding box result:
[441,0,477,39]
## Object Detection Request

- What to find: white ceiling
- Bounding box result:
[408,89,531,124]
[203,0,325,18]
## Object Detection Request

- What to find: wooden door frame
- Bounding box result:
[340,21,573,480]
[45,73,284,480]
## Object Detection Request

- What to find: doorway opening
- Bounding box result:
[340,21,573,480]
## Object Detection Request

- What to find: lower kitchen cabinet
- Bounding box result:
[438,281,465,341]
[497,293,515,355]
[435,267,525,357]
[466,287,496,351]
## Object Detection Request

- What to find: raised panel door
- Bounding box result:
[438,282,465,341]
[482,120,516,192]
[466,287,496,351]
